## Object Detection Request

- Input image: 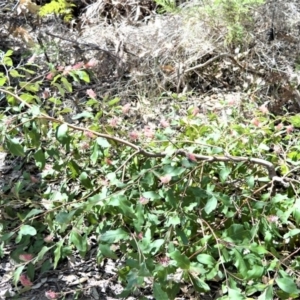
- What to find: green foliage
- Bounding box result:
[201,0,265,46]
[154,0,178,13]
[39,0,75,22]
[1,49,300,299]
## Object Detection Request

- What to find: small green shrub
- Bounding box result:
[39,0,75,22]
[1,50,300,299]
[188,0,265,46]
[154,0,178,13]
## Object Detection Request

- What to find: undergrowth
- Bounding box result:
[1,41,300,300]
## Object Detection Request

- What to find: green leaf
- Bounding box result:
[76,70,90,83]
[197,254,217,266]
[107,97,121,106]
[34,246,51,263]
[27,262,35,281]
[275,277,300,294]
[153,282,169,300]
[293,198,300,226]
[79,171,93,189]
[13,265,25,286]
[138,262,151,276]
[5,137,25,157]
[169,249,190,269]
[233,249,248,277]
[100,229,129,243]
[54,241,63,269]
[0,232,14,242]
[4,50,13,56]
[247,265,264,279]
[150,239,165,255]
[0,74,7,85]
[219,165,231,182]
[99,244,118,259]
[70,231,88,255]
[9,69,24,78]
[19,81,40,92]
[19,225,37,236]
[34,148,46,169]
[283,228,300,239]
[52,82,65,97]
[96,137,110,148]
[288,115,300,128]
[56,123,69,142]
[3,56,12,67]
[61,77,72,92]
[204,196,218,214]
[24,209,43,221]
[56,210,76,224]
[68,160,80,178]
[258,286,273,300]
[189,274,210,292]
[166,214,181,226]
[228,287,245,299]
[175,228,189,245]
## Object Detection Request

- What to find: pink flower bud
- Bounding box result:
[45,290,59,299]
[122,103,131,114]
[86,89,97,99]
[20,274,33,287]
[160,174,172,184]
[160,119,169,128]
[286,125,294,133]
[19,254,33,261]
[251,118,260,127]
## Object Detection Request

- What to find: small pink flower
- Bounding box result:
[81,142,90,150]
[139,197,149,205]
[86,89,96,99]
[42,89,50,99]
[85,58,98,68]
[187,153,197,162]
[101,178,109,186]
[72,62,84,70]
[275,123,283,130]
[273,145,282,154]
[192,107,200,116]
[30,175,39,183]
[63,65,72,75]
[19,254,33,262]
[56,66,64,72]
[105,158,113,165]
[160,174,172,184]
[43,164,53,171]
[44,235,53,243]
[227,98,236,106]
[144,126,155,139]
[286,125,294,134]
[259,105,269,114]
[160,119,169,128]
[136,232,143,240]
[129,131,139,141]
[46,72,54,80]
[45,290,59,299]
[267,215,278,223]
[84,130,95,138]
[122,103,131,114]
[27,54,37,64]
[20,274,33,287]
[109,117,120,127]
[251,118,260,127]
[158,256,170,266]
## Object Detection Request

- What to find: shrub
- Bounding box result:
[1,48,300,299]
